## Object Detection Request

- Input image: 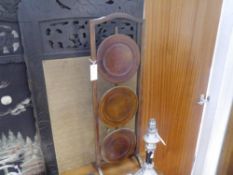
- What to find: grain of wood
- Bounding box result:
[140,0,223,174]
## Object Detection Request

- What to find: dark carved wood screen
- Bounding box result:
[18,0,144,174]
[0,1,45,175]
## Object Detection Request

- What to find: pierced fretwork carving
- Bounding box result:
[41,19,89,52]
[41,18,137,54]
[0,23,22,56]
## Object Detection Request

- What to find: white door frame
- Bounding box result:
[192,0,233,174]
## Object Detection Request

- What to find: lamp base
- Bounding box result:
[134,163,158,175]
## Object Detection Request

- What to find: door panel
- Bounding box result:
[140,0,223,174]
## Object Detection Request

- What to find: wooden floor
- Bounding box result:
[61,158,140,175]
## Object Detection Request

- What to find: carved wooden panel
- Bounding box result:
[41,18,137,54]
[18,0,142,58]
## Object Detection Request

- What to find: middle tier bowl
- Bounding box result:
[98,86,138,128]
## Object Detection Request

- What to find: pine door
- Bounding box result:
[140,0,223,174]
